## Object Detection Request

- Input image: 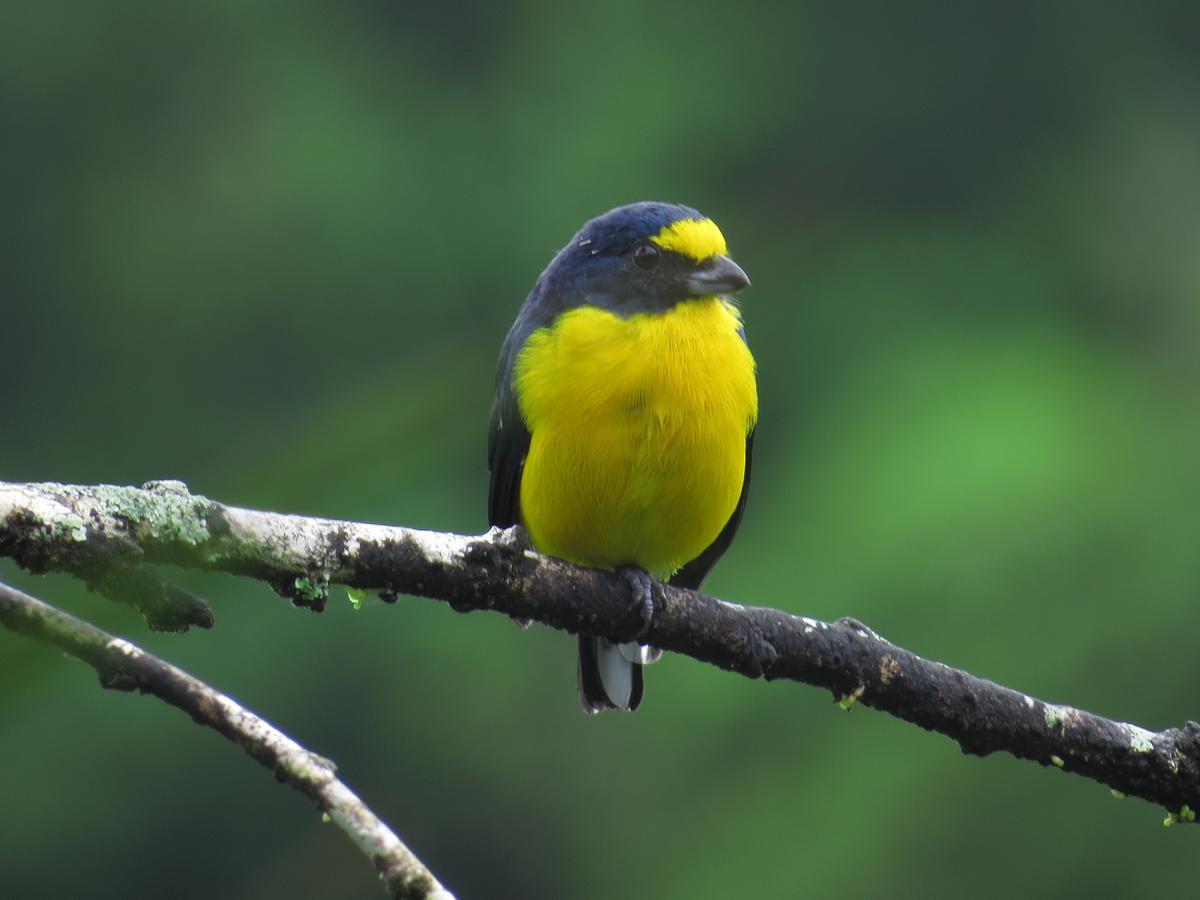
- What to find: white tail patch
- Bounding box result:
[598,641,634,709]
[618,641,662,665]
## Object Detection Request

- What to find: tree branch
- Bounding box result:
[2,479,1198,823]
[0,578,455,900]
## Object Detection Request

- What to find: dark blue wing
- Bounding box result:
[487,356,530,528]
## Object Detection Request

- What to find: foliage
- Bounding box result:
[2,2,1199,897]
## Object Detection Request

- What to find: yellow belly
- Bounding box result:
[514,297,757,579]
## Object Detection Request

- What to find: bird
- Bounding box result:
[488,201,757,713]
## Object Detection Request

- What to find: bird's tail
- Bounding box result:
[577,636,649,713]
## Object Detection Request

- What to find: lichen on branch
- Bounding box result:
[0,579,454,900]
[2,478,1198,822]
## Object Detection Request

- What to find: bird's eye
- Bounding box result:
[633,243,661,271]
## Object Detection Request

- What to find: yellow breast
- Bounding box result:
[514,297,757,579]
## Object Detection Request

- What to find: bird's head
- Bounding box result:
[538,202,750,316]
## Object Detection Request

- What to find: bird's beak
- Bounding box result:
[686,254,751,297]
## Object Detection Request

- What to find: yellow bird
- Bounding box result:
[488,202,757,712]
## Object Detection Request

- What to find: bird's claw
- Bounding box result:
[617,565,661,639]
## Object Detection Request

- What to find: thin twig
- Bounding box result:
[2,479,1199,821]
[0,579,455,900]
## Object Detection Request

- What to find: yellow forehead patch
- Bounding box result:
[650,218,727,262]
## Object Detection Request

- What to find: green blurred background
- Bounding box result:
[3,2,1199,897]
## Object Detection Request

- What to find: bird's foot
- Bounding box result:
[617,565,662,640]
